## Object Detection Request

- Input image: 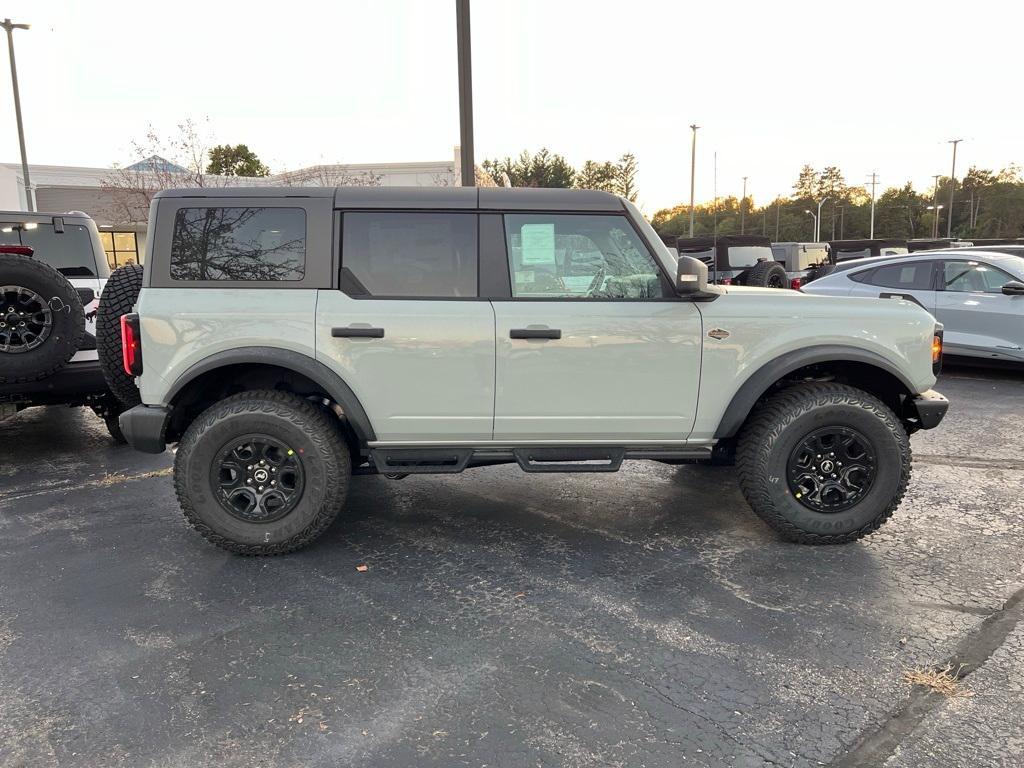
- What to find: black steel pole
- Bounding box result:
[455,0,475,187]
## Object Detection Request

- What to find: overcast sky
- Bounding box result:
[2,0,1021,213]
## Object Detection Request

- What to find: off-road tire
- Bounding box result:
[0,253,84,384]
[745,260,789,288]
[91,394,127,443]
[174,390,350,556]
[736,383,911,544]
[97,264,143,406]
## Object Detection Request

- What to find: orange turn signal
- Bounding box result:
[932,334,942,364]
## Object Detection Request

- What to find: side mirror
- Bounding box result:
[676,255,709,295]
[1002,280,1024,296]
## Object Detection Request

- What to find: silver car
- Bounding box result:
[801,250,1024,363]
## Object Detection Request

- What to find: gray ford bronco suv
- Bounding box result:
[104,187,948,555]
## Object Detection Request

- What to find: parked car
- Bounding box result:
[0,210,126,438]
[770,242,829,289]
[804,239,910,285]
[103,186,946,555]
[662,234,788,287]
[801,250,1024,364]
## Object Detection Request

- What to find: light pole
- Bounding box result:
[815,197,829,242]
[2,18,33,211]
[947,139,962,238]
[804,210,817,241]
[740,176,748,234]
[931,174,941,238]
[867,172,878,238]
[688,124,699,237]
[455,0,475,187]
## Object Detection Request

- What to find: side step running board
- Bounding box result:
[370,448,472,474]
[513,447,624,473]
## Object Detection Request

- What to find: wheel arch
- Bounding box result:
[714,345,916,440]
[164,347,376,447]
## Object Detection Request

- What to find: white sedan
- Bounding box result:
[801,250,1024,364]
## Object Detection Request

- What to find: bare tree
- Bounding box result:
[101,119,228,225]
[276,163,383,188]
[431,165,496,187]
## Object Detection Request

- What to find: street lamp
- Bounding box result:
[688,124,699,237]
[804,210,817,241]
[2,18,33,211]
[740,176,748,234]
[812,197,829,242]
[927,204,944,239]
[947,139,962,238]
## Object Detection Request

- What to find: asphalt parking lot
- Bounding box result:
[1,364,1022,768]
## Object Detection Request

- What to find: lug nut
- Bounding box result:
[258,485,264,492]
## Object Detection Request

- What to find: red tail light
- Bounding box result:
[120,313,142,376]
[720,277,733,285]
[790,277,802,290]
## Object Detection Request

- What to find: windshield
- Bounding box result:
[0,221,98,276]
[728,245,774,269]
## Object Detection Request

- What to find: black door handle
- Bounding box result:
[510,328,561,340]
[332,326,385,338]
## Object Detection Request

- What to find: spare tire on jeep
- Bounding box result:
[0,252,85,384]
[804,263,836,284]
[97,263,144,406]
[744,260,789,289]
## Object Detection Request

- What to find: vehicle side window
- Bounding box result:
[341,212,477,298]
[942,260,1014,293]
[503,214,667,299]
[862,261,934,290]
[170,207,306,281]
[0,222,98,277]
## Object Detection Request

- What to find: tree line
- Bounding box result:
[480,149,640,201]
[652,164,1024,242]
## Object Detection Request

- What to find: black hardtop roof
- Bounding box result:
[0,210,95,223]
[664,234,772,250]
[154,186,625,212]
[829,238,906,251]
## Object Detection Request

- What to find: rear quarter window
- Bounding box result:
[170,207,306,281]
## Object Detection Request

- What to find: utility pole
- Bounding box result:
[688,124,699,237]
[2,18,33,211]
[774,202,780,241]
[740,176,748,234]
[867,172,878,238]
[455,0,475,187]
[931,174,941,238]
[947,139,962,238]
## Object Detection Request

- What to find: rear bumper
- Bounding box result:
[904,389,948,430]
[120,404,172,454]
[0,360,108,405]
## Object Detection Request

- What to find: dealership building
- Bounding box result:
[0,149,462,270]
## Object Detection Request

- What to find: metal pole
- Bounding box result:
[816,198,829,242]
[688,124,699,237]
[3,19,33,211]
[455,0,475,187]
[774,202,780,241]
[947,139,961,238]
[740,176,747,234]
[931,174,940,238]
[868,172,878,238]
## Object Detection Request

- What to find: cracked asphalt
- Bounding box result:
[0,364,1021,767]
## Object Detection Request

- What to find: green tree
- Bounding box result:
[482,148,575,188]
[615,153,639,202]
[206,144,270,177]
[575,160,618,193]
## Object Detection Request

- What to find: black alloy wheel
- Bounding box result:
[786,426,876,513]
[212,435,306,524]
[0,285,53,353]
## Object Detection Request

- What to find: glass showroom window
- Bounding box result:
[100,231,139,269]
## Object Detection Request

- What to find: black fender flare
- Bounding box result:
[714,345,916,439]
[165,346,377,443]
